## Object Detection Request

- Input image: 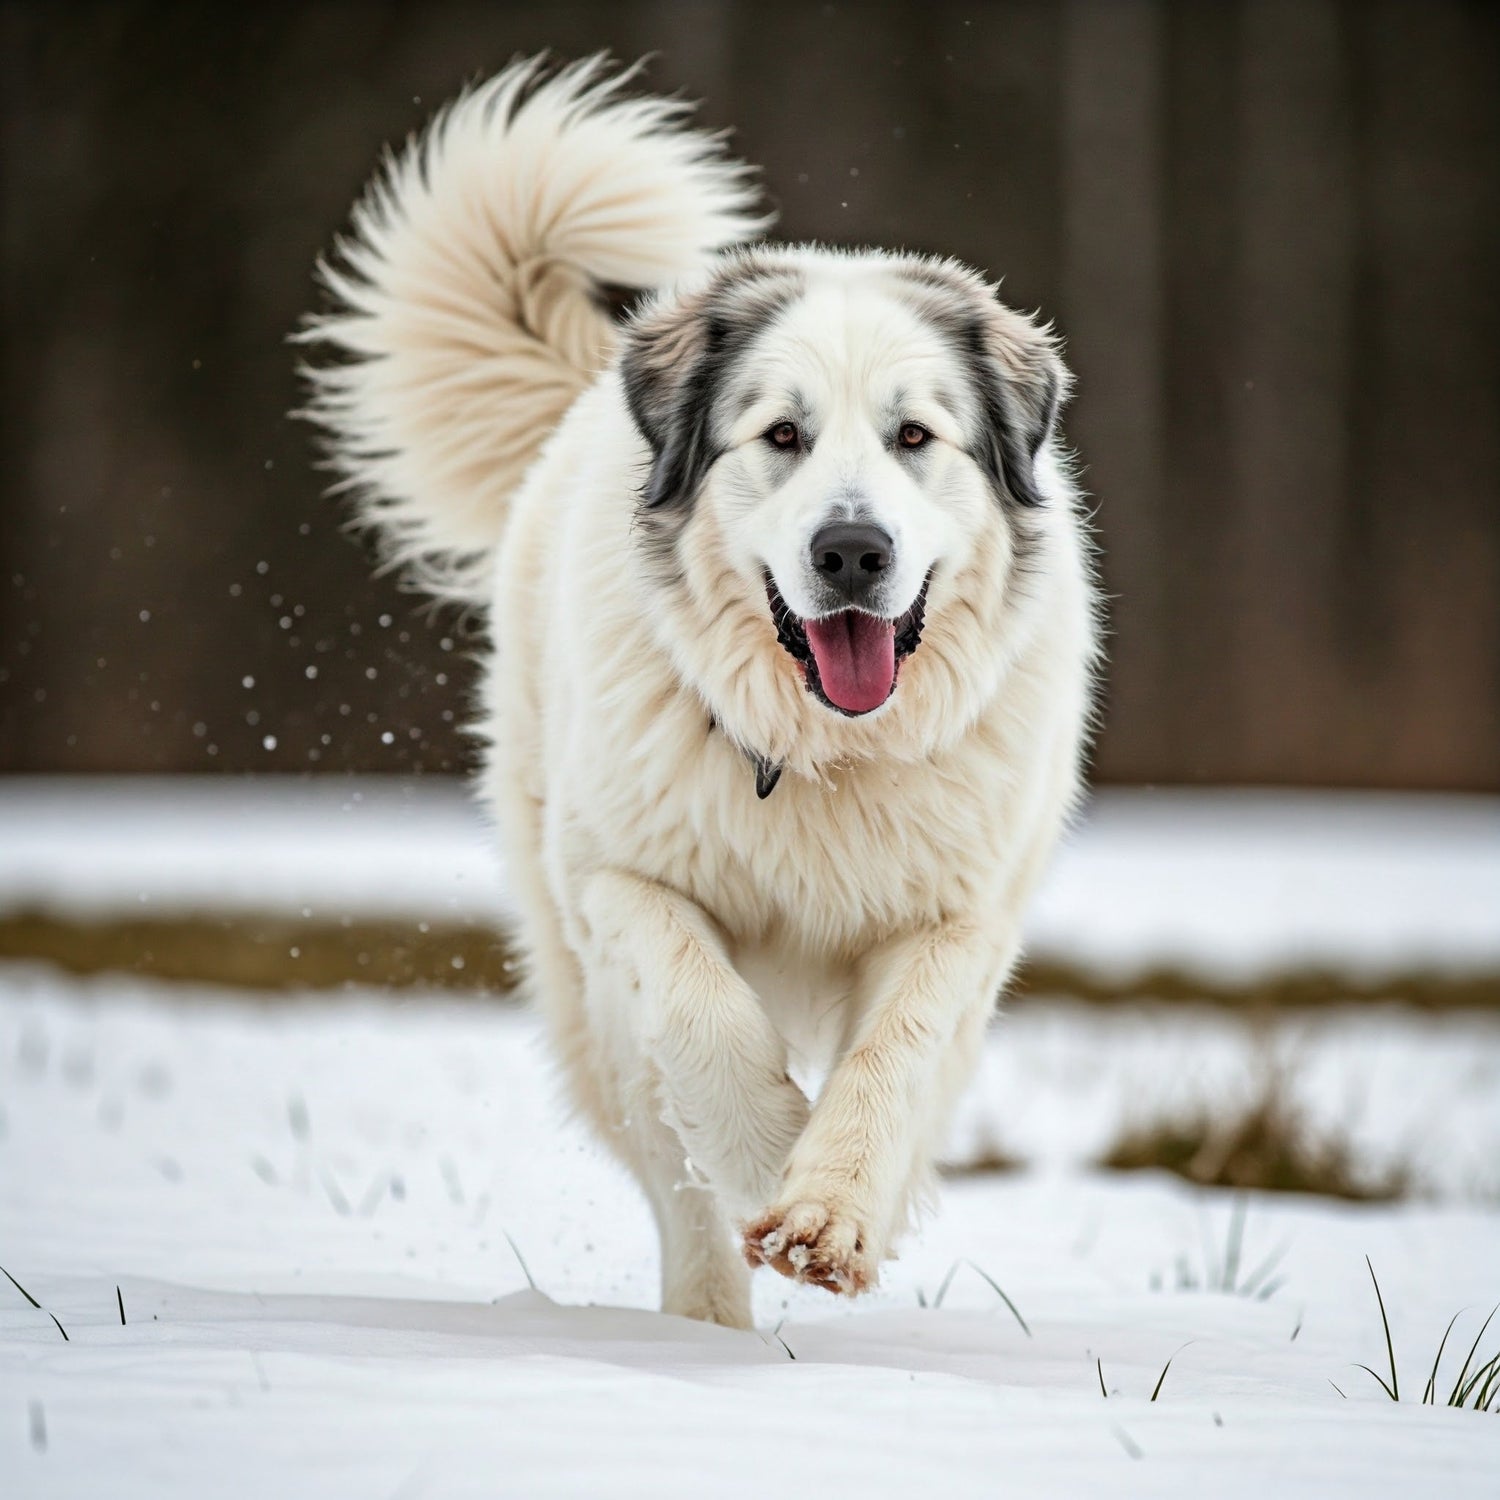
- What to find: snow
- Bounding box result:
[950,998,1500,1200]
[3,779,1497,1491]
[3,968,1499,1497]
[0,777,507,925]
[1027,790,1500,982]
[2,778,1498,981]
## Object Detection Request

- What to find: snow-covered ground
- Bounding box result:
[2,779,1498,1494]
[3,969,1499,1497]
[3,777,1498,982]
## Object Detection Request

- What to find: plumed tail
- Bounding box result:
[296,55,765,602]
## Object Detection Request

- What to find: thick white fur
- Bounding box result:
[305,58,1099,1328]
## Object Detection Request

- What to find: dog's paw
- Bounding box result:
[741,1197,876,1295]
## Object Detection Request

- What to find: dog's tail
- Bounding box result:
[297,56,764,602]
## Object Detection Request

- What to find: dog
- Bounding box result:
[301,56,1098,1328]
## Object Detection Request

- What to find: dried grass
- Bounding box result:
[1101,1080,1408,1202]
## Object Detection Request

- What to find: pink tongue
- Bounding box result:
[804,611,897,714]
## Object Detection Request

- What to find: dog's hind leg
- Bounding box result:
[499,865,755,1326]
[618,1104,755,1328]
[505,867,753,1325]
[578,869,810,1222]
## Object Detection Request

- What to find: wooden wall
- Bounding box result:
[2,0,1496,787]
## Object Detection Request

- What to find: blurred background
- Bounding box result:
[3,0,1496,789]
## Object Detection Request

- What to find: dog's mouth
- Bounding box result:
[767,574,929,716]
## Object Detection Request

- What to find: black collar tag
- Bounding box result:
[754,756,784,800]
[708,712,783,800]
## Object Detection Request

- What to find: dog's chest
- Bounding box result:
[579,721,1011,952]
[731,937,852,1091]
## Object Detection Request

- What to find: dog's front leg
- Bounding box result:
[579,869,810,1216]
[742,921,1012,1294]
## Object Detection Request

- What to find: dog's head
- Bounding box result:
[620,247,1074,775]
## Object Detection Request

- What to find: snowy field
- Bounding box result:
[3,777,1499,983]
[2,779,1499,1495]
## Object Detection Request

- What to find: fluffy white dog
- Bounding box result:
[303,57,1098,1327]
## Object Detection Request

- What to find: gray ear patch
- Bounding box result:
[892,264,1069,510]
[620,259,805,517]
[979,349,1062,510]
[628,314,735,513]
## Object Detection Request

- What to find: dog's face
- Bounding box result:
[622,249,1070,769]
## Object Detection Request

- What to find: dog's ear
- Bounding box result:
[620,291,722,511]
[621,260,805,512]
[969,305,1071,510]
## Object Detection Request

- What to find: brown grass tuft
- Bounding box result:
[1101,1082,1408,1201]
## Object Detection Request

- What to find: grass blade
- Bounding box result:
[1447,1304,1498,1406]
[1150,1341,1193,1402]
[1097,1357,1108,1398]
[1354,1363,1398,1401]
[1238,1240,1291,1300]
[2,1262,67,1339]
[1474,1357,1500,1412]
[768,1317,796,1361]
[930,1260,961,1310]
[1221,1197,1247,1293]
[116,1285,127,1326]
[500,1230,536,1292]
[1365,1257,1399,1402]
[961,1260,1032,1337]
[1197,1212,1221,1295]
[1455,1350,1500,1409]
[0,1263,42,1309]
[1422,1310,1462,1404]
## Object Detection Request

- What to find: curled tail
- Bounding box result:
[298,55,764,601]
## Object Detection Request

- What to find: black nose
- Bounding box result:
[809,521,894,601]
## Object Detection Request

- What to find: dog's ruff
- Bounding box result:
[301,55,1099,1328]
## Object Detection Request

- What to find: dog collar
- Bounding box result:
[708,714,783,799]
[752,755,783,800]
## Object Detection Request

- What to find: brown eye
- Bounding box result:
[766,421,800,450]
[898,423,930,449]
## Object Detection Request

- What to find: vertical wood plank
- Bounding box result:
[1159,0,1240,777]
[1060,0,1166,779]
[1231,0,1355,778]
[1349,0,1500,787]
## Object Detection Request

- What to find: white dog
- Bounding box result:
[303,57,1098,1328]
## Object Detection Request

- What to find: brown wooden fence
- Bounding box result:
[2,0,1495,787]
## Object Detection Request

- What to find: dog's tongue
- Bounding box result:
[804,611,897,714]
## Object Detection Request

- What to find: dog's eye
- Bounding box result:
[765,421,800,451]
[898,423,930,450]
